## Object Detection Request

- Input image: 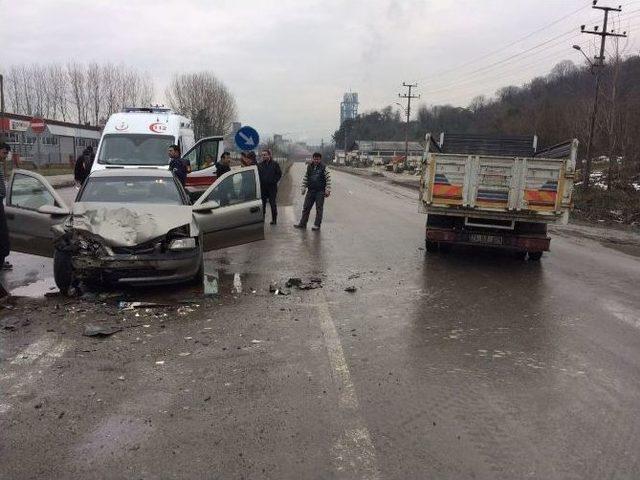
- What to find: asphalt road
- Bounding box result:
[1,163,640,479]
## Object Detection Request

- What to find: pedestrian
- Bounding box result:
[240,151,256,167]
[0,142,13,270]
[245,151,257,166]
[74,146,93,185]
[168,144,187,186]
[258,149,282,225]
[294,152,331,231]
[215,151,231,177]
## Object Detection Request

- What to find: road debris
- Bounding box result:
[285,277,303,288]
[118,301,168,310]
[83,324,123,337]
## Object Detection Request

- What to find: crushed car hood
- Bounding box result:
[71,203,196,247]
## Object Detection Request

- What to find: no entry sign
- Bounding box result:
[30,117,46,134]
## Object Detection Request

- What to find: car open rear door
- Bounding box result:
[4,169,71,258]
[192,166,264,251]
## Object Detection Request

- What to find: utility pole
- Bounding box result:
[398,82,419,170]
[578,1,627,188]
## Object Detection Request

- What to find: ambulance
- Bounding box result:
[92,107,224,195]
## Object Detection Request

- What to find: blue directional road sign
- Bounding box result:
[235,126,260,151]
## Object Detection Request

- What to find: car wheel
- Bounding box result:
[53,249,74,294]
[425,240,439,253]
[528,251,543,261]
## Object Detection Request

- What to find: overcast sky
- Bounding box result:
[2,0,639,143]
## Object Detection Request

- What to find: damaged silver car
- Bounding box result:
[5,167,264,292]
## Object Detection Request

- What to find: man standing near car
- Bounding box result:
[258,149,282,225]
[294,152,331,231]
[215,151,231,177]
[0,142,13,270]
[168,144,187,186]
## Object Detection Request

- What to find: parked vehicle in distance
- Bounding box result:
[419,132,577,260]
[5,167,264,292]
[91,107,225,197]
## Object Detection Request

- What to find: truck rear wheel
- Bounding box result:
[528,251,543,261]
[425,240,439,253]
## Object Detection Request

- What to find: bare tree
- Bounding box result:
[67,63,87,123]
[87,62,102,126]
[166,72,237,139]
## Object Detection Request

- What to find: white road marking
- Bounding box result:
[10,335,58,365]
[1,334,70,414]
[317,299,381,479]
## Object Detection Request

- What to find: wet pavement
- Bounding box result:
[1,164,640,479]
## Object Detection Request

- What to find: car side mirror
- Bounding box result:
[192,200,220,213]
[38,204,70,216]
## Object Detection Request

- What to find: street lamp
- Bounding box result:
[573,45,594,70]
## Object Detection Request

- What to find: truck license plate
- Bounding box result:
[469,234,503,245]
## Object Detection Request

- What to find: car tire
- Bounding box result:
[53,249,74,293]
[425,240,439,253]
[528,251,543,261]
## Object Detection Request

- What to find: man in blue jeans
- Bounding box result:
[294,152,332,231]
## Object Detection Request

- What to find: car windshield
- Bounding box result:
[97,134,174,166]
[79,176,184,205]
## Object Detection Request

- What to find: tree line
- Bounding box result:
[2,64,238,137]
[334,53,640,191]
[3,63,154,126]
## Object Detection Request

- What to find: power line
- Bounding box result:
[416,4,589,84]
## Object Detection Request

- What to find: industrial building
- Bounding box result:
[0,113,100,166]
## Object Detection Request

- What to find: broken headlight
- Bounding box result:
[168,238,197,251]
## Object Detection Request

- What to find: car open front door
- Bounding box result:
[5,169,71,258]
[192,166,264,251]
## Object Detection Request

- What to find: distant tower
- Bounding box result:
[340,92,359,125]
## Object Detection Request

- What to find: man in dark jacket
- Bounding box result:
[74,146,94,185]
[215,151,231,177]
[168,144,187,186]
[294,152,331,231]
[258,149,282,225]
[0,142,12,270]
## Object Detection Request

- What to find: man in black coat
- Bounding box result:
[74,146,94,185]
[294,152,331,231]
[258,149,282,225]
[215,151,231,177]
[168,144,187,186]
[0,142,12,270]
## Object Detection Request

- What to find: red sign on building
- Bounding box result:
[30,117,46,134]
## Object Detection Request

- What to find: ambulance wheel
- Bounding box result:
[439,243,452,254]
[425,240,439,253]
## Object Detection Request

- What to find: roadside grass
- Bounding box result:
[573,187,640,225]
